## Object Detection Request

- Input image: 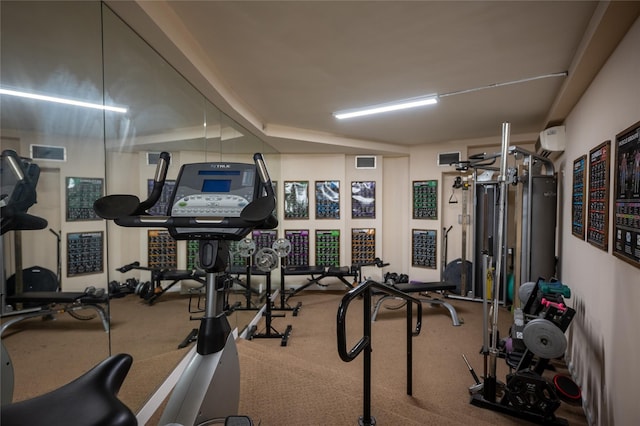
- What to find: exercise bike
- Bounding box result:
[1,152,278,426]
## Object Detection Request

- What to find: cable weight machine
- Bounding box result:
[463,123,570,425]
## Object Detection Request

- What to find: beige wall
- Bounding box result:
[559,16,640,426]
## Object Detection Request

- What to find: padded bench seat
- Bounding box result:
[282,265,325,276]
[285,265,359,299]
[373,280,461,326]
[2,291,110,336]
[6,291,107,305]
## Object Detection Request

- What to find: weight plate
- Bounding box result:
[519,281,536,304]
[255,247,279,272]
[272,238,292,257]
[506,370,559,416]
[236,238,256,258]
[523,318,567,359]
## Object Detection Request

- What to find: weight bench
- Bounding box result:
[2,291,110,336]
[285,265,359,299]
[372,281,462,326]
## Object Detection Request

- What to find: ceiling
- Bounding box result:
[105,1,640,155]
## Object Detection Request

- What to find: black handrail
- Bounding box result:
[336,279,423,426]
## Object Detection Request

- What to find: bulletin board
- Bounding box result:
[612,120,640,268]
[587,140,611,251]
[351,181,376,218]
[315,180,340,219]
[284,181,309,219]
[65,177,103,221]
[572,155,587,239]
[413,180,438,219]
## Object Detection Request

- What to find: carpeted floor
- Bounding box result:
[2,287,588,425]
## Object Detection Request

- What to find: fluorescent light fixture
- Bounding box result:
[0,88,127,113]
[333,95,438,120]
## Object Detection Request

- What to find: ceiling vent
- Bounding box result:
[30,144,66,161]
[536,126,565,160]
[437,151,460,166]
[147,152,162,165]
[355,156,376,169]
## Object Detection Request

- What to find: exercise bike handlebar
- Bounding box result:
[93,151,171,220]
[136,151,170,214]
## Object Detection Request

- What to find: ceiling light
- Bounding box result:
[332,71,567,121]
[0,88,128,113]
[333,95,438,120]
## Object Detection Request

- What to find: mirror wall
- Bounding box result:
[1,0,276,412]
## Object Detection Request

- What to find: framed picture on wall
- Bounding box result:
[586,140,611,251]
[284,180,309,219]
[572,155,587,239]
[612,120,640,268]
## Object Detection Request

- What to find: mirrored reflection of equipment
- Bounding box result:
[0,150,111,407]
[2,152,277,426]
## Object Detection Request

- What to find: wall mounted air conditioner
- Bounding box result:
[536,125,566,160]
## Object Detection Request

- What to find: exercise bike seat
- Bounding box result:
[1,353,137,426]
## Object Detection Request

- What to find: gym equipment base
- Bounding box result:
[247,323,292,347]
[469,392,568,425]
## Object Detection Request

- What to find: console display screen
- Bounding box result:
[201,179,232,193]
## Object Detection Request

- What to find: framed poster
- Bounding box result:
[351,181,376,219]
[316,229,340,267]
[572,155,587,239]
[67,231,103,276]
[412,229,437,269]
[147,179,175,215]
[284,229,310,266]
[315,180,340,219]
[284,181,309,219]
[351,228,376,265]
[147,230,177,269]
[187,240,201,270]
[613,120,640,268]
[65,177,103,221]
[413,180,438,219]
[587,141,611,251]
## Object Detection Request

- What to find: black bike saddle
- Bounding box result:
[1,353,137,426]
